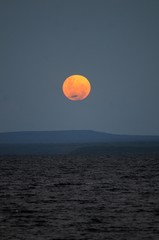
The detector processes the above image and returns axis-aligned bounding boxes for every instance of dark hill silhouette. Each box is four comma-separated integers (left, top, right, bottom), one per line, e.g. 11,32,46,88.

0,130,159,144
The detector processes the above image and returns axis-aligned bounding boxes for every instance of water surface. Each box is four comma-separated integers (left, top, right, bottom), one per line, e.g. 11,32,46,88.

0,154,159,239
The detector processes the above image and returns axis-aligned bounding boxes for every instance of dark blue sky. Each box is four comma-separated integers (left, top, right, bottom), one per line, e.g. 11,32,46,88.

1,0,159,135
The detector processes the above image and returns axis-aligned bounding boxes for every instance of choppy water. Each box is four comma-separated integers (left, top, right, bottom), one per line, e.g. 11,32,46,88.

0,154,159,240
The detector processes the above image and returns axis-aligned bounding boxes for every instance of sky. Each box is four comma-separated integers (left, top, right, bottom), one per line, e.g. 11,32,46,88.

0,0,159,135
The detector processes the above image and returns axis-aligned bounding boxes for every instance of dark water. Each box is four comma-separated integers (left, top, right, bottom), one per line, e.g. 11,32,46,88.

0,154,159,240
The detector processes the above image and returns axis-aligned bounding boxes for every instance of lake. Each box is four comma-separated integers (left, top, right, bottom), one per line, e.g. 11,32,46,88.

0,153,159,239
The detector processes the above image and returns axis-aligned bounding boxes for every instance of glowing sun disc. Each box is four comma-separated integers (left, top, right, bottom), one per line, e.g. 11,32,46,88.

62,74,91,101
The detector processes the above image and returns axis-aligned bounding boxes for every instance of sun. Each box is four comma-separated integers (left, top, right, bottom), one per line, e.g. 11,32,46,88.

62,75,91,101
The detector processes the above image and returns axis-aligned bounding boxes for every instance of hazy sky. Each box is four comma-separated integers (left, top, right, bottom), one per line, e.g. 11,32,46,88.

1,0,159,135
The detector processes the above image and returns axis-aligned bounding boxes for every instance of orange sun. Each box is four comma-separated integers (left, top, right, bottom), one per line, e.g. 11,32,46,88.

62,75,91,101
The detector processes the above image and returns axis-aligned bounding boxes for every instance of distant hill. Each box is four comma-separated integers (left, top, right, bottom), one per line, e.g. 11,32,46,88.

0,130,159,155
0,130,159,144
